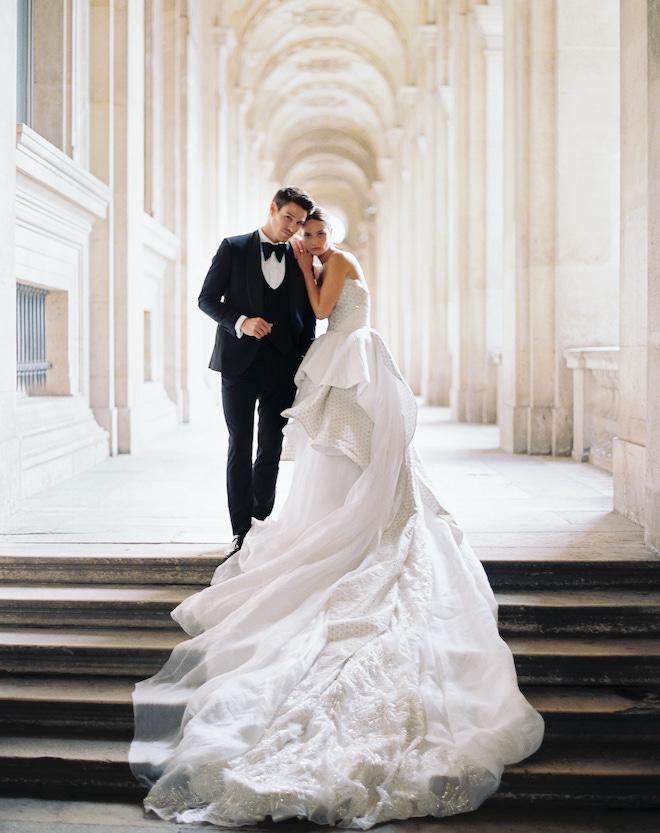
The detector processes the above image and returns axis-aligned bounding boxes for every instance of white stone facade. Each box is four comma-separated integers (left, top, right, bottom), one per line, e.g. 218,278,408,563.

1,0,658,552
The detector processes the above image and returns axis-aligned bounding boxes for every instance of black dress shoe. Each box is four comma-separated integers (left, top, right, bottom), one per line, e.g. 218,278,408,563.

224,534,244,559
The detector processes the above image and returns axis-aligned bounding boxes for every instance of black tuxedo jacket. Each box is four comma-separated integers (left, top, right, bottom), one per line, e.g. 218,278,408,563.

198,231,316,377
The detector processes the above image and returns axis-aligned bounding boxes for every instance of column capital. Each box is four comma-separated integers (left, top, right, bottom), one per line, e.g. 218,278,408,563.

474,2,503,52
236,87,254,115
417,24,439,48
211,26,236,53
440,84,454,116
377,158,393,180
398,85,418,106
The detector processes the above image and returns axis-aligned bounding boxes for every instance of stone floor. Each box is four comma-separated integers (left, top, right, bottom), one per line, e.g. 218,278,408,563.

0,405,652,563
0,405,657,832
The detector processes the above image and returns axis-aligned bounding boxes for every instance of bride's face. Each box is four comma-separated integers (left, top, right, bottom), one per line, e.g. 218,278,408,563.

302,220,332,256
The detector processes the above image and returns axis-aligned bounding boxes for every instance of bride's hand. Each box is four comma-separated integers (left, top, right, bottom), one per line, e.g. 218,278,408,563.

295,246,314,274
290,236,305,257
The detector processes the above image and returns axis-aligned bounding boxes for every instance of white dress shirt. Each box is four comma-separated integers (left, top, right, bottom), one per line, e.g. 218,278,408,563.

235,230,286,337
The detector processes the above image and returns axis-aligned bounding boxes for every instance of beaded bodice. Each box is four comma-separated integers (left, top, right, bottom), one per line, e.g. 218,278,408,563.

326,279,370,333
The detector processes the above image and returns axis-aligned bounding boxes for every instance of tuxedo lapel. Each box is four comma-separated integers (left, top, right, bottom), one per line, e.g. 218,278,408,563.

285,248,305,316
245,231,265,314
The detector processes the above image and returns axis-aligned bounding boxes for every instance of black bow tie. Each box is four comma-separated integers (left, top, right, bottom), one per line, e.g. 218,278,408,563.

262,241,286,262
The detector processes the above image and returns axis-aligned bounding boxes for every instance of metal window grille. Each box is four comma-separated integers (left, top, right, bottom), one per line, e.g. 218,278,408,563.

16,283,51,393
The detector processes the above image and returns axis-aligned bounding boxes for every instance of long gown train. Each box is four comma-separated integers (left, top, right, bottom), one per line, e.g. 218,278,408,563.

129,278,544,829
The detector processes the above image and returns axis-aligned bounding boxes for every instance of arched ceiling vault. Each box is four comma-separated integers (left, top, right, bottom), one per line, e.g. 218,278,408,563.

220,0,424,239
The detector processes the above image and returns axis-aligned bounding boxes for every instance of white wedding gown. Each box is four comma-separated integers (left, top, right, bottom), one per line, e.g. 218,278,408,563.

129,278,544,829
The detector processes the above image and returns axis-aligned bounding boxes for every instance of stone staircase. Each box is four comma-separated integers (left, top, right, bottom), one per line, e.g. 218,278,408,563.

0,553,659,808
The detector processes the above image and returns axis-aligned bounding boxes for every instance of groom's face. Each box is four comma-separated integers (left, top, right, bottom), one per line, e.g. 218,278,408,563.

266,201,308,243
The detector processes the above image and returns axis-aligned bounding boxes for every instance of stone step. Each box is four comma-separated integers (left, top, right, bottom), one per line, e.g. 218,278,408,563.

491,742,660,808
524,684,660,742
2,802,660,833
0,737,141,799
0,552,221,587
497,589,660,635
0,676,137,737
0,585,197,629
1,553,658,589
509,636,660,685
1,677,658,744
0,628,186,677
2,585,658,634
0,736,658,808
483,558,660,591
1,628,659,685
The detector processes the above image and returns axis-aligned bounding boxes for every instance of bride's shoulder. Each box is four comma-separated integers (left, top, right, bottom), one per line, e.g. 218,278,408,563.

327,248,350,264
329,249,359,272
330,249,363,283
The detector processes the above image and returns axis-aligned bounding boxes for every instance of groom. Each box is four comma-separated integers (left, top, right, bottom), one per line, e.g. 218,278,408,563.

199,186,316,558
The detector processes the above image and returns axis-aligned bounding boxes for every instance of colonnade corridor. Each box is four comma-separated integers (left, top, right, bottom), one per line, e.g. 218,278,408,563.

0,407,658,829
2,0,659,549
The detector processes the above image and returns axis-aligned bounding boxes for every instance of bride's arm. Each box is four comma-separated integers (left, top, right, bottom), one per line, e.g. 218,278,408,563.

299,252,348,320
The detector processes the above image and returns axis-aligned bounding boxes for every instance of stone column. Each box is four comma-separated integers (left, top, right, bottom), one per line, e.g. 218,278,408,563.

0,3,20,516
385,128,404,361
113,0,146,452
554,0,620,457
645,0,660,551
447,2,469,422
398,85,421,392
144,0,165,224
208,26,235,252
614,0,648,526
181,0,216,423
500,0,558,453
417,23,450,407
449,1,489,424
231,89,253,234
371,161,393,339
89,0,118,453
474,1,504,424
161,0,183,419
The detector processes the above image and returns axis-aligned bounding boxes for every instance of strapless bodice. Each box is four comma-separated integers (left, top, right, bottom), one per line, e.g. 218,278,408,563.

326,279,370,333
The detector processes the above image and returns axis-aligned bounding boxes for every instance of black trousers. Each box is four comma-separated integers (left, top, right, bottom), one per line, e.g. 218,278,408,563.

221,343,299,537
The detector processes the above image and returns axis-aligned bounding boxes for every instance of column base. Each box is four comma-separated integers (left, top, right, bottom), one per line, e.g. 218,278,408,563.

613,438,646,527
499,403,529,453
92,406,118,456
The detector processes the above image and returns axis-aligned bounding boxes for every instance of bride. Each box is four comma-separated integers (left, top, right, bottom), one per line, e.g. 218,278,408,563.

129,207,544,829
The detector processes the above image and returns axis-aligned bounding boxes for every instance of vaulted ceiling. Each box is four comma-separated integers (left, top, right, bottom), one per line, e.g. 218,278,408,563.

220,0,433,246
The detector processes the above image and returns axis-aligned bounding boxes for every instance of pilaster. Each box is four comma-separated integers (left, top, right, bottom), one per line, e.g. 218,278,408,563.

474,1,504,424
554,0,620,458
448,2,490,424
161,0,184,420
417,23,450,407
89,0,118,454
501,0,558,453
0,1,20,517
113,0,146,453
615,0,648,526
397,85,421,392
645,0,660,552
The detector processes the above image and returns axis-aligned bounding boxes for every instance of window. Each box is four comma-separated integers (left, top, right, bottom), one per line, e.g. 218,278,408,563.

16,283,51,393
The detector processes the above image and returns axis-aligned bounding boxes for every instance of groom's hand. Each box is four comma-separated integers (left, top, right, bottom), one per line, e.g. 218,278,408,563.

241,317,273,339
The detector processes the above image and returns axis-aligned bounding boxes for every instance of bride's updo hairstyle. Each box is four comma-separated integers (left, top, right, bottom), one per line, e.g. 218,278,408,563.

305,206,332,231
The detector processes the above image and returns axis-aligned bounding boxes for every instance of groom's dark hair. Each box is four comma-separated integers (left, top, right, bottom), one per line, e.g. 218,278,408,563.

272,186,315,216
